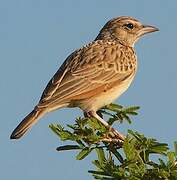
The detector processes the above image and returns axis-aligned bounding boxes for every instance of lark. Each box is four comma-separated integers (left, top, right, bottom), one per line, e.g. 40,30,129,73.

10,16,158,140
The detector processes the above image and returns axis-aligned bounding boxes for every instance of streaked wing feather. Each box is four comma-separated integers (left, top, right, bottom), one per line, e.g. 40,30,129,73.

38,40,135,108
39,50,82,102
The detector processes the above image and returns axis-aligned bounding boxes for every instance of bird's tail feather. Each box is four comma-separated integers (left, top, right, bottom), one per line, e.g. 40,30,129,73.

10,108,46,139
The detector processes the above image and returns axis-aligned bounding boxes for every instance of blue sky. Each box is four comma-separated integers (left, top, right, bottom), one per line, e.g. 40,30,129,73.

1,1,177,180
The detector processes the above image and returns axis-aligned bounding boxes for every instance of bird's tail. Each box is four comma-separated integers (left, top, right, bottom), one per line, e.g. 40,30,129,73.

10,108,46,139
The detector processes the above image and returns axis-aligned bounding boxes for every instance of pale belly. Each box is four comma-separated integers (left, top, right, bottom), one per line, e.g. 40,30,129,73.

77,76,135,112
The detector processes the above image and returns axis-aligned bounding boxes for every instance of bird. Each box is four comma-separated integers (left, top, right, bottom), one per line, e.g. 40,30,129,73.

10,16,159,140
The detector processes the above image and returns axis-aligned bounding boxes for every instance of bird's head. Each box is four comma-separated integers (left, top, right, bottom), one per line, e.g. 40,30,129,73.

96,16,159,47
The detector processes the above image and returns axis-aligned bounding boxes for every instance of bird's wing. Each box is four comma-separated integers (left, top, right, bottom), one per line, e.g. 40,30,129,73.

38,40,136,108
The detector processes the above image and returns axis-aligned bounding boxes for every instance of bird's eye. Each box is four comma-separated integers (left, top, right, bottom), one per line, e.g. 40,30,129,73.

124,23,134,29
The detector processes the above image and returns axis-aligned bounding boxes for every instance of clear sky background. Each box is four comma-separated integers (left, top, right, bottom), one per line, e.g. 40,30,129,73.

1,0,177,180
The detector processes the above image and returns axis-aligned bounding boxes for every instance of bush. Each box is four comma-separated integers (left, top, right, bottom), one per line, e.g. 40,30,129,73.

50,104,177,180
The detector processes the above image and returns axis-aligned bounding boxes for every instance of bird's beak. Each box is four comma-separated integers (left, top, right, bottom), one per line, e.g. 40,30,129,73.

138,25,159,37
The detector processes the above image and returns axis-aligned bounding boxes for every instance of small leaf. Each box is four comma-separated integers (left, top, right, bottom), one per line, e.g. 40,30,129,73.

159,158,166,167
88,170,111,176
128,130,143,142
76,140,85,148
171,170,177,178
67,124,76,130
174,141,177,156
76,147,92,160
99,110,114,117
56,145,81,151
95,148,106,163
59,131,76,141
167,151,175,163
109,147,123,163
122,113,132,124
106,103,123,110
124,106,140,112
126,111,138,115
87,118,106,132
150,143,169,154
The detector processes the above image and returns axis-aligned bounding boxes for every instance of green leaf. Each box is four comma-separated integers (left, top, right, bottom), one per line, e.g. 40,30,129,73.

128,129,143,142
76,147,92,160
105,103,123,110
171,170,177,178
109,146,123,163
167,151,175,163
174,141,177,156
87,118,107,132
99,110,114,117
56,145,81,151
159,158,166,167
124,106,140,112
95,148,106,163
122,113,132,124
150,143,169,155
88,170,111,177
49,124,63,136
76,140,85,148
125,111,138,115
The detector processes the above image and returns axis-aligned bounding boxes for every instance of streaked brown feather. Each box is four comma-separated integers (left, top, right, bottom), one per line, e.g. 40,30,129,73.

38,40,137,109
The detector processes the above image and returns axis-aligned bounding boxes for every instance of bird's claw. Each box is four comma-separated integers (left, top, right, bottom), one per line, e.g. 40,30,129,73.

101,127,125,147
108,127,125,141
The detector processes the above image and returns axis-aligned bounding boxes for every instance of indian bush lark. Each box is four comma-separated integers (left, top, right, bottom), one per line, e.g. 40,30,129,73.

10,16,158,140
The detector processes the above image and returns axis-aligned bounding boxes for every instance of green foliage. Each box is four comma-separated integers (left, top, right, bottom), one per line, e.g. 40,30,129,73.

49,103,177,180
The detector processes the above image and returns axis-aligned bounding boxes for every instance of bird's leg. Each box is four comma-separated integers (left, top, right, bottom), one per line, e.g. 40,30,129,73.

84,110,125,141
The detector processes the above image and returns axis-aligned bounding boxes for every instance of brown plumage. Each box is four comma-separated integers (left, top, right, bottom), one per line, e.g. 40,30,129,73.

10,16,158,139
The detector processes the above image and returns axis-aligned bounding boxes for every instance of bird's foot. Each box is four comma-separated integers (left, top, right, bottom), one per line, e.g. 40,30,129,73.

101,127,125,146
84,110,125,146
84,111,92,118
108,127,125,141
